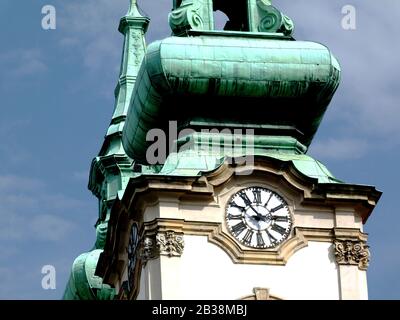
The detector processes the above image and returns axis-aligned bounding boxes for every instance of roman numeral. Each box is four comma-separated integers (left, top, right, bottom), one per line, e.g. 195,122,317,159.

273,216,289,222
263,192,273,208
242,229,254,246
270,204,284,213
231,222,246,236
253,189,262,204
239,192,252,206
256,232,265,247
266,229,277,243
271,223,287,235
230,201,245,211
227,213,242,220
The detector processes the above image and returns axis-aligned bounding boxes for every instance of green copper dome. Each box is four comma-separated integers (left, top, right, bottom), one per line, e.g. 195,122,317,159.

122,34,340,162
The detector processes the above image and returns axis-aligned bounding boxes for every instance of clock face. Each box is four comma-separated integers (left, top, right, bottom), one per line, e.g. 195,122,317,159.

127,223,139,291
226,187,292,249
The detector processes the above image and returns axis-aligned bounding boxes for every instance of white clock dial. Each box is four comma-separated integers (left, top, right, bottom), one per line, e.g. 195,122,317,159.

226,187,292,249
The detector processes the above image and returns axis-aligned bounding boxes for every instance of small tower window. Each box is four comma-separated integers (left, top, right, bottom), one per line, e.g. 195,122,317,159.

213,10,230,30
213,0,249,32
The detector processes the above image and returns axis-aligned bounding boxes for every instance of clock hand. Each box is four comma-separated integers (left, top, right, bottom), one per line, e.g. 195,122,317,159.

243,210,256,220
247,204,259,216
255,213,269,222
243,210,264,224
238,192,267,221
263,192,273,208
247,207,269,223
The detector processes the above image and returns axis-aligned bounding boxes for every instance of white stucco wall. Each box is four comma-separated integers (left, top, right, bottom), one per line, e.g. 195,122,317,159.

138,235,341,300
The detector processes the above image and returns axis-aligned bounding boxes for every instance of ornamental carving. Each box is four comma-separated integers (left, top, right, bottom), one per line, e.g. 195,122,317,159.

334,240,370,270
256,0,294,35
168,0,294,36
140,236,157,261
169,1,205,35
157,231,185,257
130,32,144,66
140,230,185,261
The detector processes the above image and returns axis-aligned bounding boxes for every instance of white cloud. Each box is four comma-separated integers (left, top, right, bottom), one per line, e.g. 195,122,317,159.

0,265,51,299
0,210,75,242
58,0,126,72
0,49,47,79
0,120,33,168
57,0,172,73
58,37,79,47
72,170,89,182
0,174,45,192
0,174,89,242
278,0,400,147
30,214,75,242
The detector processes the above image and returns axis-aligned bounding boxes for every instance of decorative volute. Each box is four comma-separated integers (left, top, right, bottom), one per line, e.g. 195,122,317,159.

169,0,294,36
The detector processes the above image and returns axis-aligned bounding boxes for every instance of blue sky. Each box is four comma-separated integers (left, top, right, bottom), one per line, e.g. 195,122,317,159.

0,0,399,299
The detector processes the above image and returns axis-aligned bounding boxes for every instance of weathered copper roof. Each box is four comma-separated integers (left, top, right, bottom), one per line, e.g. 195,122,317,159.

122,34,341,162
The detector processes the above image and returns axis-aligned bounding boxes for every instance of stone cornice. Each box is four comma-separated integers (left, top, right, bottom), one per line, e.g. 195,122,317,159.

96,158,378,285
88,154,134,198
122,157,381,223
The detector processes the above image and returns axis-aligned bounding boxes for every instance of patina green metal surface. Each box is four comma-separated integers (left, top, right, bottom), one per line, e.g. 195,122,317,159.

63,250,115,300
157,132,340,183
65,0,344,299
122,35,340,162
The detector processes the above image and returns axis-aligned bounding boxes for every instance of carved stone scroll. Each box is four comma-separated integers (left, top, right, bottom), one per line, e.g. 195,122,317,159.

334,240,370,270
140,230,185,262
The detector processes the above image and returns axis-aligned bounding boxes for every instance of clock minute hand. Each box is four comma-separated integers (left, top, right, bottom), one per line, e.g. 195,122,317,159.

239,193,265,220
239,193,259,215
247,205,269,222
248,204,259,215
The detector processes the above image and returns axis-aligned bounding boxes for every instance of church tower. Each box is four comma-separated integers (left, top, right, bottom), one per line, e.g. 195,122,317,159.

63,0,149,300
65,0,381,300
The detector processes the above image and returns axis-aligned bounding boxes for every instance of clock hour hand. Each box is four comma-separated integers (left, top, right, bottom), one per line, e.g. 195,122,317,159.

249,207,269,222
243,209,264,224
248,204,259,216
248,205,270,223
238,192,268,222
239,192,261,216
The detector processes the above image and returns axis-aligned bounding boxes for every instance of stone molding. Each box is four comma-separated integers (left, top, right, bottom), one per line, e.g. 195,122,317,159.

141,219,371,268
96,158,379,286
142,219,340,265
